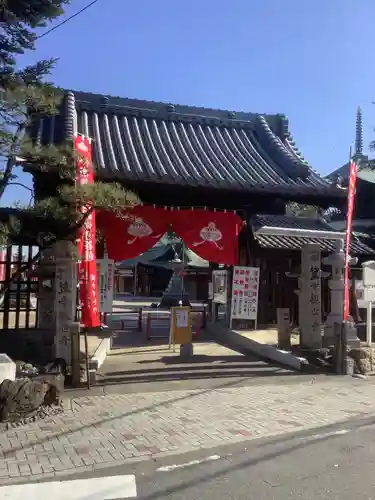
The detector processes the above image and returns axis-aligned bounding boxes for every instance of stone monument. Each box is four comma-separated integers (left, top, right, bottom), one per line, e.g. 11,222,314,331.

287,244,326,349
36,240,76,364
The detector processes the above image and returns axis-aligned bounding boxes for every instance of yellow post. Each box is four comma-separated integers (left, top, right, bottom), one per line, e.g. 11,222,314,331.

170,306,193,353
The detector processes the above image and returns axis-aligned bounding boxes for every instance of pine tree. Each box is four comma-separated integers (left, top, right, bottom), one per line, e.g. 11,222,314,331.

0,1,140,284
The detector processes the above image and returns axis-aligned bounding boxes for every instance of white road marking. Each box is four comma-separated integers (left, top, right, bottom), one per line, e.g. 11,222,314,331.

303,429,350,441
157,454,221,472
1,474,137,500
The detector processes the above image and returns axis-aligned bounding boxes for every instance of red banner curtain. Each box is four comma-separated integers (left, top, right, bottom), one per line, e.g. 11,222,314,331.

97,206,171,261
75,135,100,328
171,209,244,266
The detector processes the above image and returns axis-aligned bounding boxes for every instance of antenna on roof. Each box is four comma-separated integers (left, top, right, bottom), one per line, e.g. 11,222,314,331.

355,106,363,156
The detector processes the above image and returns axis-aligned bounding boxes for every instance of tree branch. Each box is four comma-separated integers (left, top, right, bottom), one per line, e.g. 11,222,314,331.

8,182,33,193
0,123,25,200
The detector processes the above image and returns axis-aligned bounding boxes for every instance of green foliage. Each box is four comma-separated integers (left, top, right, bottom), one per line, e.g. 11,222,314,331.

0,0,141,252
0,1,70,208
59,181,141,213
0,216,20,245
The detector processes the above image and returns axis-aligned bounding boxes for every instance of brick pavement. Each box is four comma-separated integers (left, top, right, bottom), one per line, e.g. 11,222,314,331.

1,377,375,484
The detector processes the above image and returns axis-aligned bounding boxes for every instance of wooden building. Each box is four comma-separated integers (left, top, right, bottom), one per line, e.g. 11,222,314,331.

31,90,374,325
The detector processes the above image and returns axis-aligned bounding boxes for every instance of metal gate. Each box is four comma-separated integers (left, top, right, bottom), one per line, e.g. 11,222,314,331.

0,245,39,330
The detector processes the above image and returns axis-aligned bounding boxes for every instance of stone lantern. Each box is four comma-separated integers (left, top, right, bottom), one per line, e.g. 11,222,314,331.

159,247,190,308
322,239,359,346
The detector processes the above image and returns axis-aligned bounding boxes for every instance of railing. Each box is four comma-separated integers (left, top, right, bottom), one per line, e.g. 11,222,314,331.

106,305,208,341
105,308,143,332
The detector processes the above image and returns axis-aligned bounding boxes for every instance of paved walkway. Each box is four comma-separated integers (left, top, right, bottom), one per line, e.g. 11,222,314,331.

98,337,291,391
1,376,375,484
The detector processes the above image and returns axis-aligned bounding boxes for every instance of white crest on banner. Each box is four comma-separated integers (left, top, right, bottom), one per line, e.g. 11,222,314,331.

193,222,223,250
76,139,89,153
127,217,153,244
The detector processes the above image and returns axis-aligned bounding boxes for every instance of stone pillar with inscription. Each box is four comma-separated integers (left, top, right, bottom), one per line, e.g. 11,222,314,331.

286,244,325,349
300,244,323,349
37,240,76,364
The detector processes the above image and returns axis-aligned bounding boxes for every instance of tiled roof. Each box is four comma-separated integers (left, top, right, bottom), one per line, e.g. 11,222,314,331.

251,214,336,232
253,233,371,255
31,90,345,197
250,214,373,255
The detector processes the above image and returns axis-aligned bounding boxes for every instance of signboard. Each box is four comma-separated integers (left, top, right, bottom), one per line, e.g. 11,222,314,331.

96,258,115,313
176,308,189,328
55,258,74,364
230,266,260,327
360,261,375,303
277,308,291,349
212,270,228,304
355,280,365,302
363,261,375,288
208,281,213,300
301,244,322,349
277,308,290,326
170,306,192,349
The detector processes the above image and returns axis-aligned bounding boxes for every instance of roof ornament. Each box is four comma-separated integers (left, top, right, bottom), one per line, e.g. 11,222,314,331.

355,106,363,156
101,96,109,107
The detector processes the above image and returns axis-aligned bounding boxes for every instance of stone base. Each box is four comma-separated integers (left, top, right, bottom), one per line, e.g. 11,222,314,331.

0,354,16,384
349,346,375,375
0,376,63,423
180,343,193,361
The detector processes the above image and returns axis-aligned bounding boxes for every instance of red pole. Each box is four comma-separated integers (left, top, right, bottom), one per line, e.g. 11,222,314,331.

137,308,142,332
146,314,151,340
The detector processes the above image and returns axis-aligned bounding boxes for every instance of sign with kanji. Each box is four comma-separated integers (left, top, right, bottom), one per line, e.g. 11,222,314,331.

55,258,74,364
96,258,115,313
301,244,322,348
230,266,260,323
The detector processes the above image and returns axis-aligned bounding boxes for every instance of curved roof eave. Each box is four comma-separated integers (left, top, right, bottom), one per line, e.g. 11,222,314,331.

31,90,340,199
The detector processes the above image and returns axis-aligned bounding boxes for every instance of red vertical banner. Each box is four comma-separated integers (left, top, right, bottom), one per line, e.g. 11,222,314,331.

0,246,6,283
343,160,358,320
75,135,100,328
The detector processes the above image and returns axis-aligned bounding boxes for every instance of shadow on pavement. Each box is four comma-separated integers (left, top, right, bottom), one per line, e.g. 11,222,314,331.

97,359,302,387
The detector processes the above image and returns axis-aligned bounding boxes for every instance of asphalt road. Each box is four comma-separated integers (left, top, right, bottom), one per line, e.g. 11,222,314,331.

6,412,375,499
133,415,375,499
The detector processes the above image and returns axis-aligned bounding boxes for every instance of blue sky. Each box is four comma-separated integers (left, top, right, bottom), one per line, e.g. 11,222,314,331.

6,0,375,205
